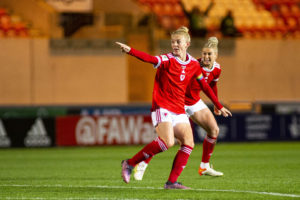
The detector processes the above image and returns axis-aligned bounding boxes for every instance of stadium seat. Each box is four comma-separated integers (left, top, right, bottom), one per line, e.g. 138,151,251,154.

135,0,300,38
0,7,40,38
252,0,300,38
136,0,184,30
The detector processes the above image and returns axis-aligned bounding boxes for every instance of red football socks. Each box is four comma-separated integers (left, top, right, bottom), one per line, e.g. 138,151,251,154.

144,156,153,164
168,145,193,183
127,137,167,166
201,135,217,163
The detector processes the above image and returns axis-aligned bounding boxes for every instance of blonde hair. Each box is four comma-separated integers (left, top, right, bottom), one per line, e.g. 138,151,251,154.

203,37,218,53
171,26,191,43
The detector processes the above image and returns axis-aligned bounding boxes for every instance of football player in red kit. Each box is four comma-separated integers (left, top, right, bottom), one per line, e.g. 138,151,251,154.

134,37,227,181
186,37,224,176
116,27,231,189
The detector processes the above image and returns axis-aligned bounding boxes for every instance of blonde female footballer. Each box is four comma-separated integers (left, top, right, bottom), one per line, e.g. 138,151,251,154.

116,27,231,189
134,37,228,181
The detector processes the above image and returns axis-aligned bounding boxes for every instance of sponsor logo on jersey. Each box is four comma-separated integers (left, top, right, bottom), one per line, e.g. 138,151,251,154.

24,118,51,147
161,55,169,61
0,120,11,147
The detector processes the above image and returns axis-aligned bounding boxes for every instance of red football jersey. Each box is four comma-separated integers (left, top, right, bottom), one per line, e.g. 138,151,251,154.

152,53,202,114
185,60,221,106
128,48,222,112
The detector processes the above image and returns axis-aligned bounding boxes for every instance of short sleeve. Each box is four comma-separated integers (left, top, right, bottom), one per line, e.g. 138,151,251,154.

212,68,221,82
154,56,161,68
154,54,169,69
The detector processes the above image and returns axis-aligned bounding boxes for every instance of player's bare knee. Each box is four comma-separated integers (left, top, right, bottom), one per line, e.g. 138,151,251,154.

180,137,194,148
164,138,175,148
209,126,219,138
186,141,194,148
213,126,220,137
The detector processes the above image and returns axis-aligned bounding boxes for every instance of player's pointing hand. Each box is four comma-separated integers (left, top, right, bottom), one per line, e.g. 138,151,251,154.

116,42,131,53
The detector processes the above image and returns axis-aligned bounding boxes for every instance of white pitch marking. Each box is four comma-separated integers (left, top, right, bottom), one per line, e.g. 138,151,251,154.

4,198,156,200
0,184,299,198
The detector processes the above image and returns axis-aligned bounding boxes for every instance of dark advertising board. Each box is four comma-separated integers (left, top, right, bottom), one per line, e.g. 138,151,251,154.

0,118,55,148
1,112,299,148
192,114,300,142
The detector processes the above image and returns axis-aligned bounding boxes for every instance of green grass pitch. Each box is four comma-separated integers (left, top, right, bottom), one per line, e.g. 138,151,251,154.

0,142,299,199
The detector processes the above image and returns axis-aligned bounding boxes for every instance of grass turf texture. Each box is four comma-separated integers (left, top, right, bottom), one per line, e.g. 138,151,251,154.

0,142,299,200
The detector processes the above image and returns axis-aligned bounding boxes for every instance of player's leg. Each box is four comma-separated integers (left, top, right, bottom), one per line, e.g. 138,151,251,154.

134,137,185,181
190,108,223,176
164,114,193,189
122,108,174,183
133,137,183,180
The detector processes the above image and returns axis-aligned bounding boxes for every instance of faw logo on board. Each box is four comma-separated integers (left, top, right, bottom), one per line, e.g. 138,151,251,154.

56,115,156,146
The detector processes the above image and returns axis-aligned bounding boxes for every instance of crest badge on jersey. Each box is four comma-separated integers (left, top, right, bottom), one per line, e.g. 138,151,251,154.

180,74,185,81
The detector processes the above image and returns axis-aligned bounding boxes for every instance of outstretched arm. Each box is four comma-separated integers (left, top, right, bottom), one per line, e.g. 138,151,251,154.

209,81,218,97
116,42,158,65
197,75,232,117
210,81,222,115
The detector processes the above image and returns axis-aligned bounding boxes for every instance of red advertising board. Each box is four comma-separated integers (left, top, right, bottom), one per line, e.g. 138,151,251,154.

56,115,155,146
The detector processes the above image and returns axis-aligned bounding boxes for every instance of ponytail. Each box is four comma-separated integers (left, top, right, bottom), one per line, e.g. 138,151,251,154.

171,26,191,43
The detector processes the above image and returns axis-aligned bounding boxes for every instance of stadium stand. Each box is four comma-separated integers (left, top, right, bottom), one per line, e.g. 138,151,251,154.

135,0,187,32
0,6,42,38
0,0,299,106
2,0,298,39
135,0,300,39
